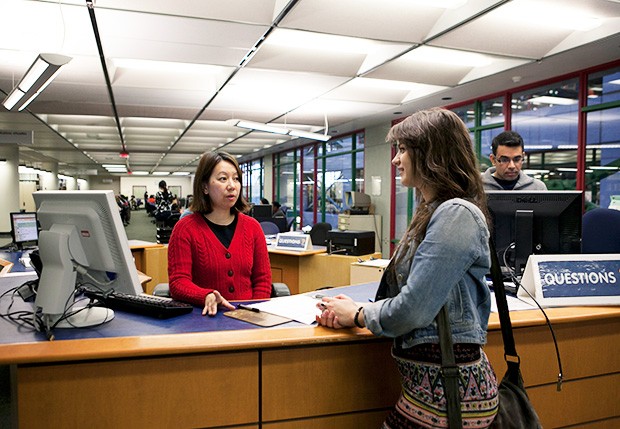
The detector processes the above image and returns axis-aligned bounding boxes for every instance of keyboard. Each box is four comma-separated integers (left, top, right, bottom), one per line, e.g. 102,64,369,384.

83,289,194,319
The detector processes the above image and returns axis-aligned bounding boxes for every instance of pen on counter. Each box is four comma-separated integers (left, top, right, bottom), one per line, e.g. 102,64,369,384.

237,304,260,313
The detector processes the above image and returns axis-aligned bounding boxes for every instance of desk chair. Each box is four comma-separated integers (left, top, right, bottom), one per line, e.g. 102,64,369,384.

260,221,280,235
153,282,291,298
309,222,332,246
582,207,620,253
165,212,181,228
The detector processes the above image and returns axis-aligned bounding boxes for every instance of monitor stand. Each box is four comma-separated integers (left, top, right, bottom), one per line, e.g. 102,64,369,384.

53,306,114,328
514,209,534,278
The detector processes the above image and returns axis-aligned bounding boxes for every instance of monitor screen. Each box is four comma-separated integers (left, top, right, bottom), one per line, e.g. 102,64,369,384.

486,190,583,278
345,191,371,209
10,211,39,248
32,190,142,330
251,204,273,218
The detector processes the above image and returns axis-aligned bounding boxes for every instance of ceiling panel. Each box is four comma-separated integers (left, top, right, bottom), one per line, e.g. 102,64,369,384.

429,0,620,58
0,0,617,177
279,0,449,42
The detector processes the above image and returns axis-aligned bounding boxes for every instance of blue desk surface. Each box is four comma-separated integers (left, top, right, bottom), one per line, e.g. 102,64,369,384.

0,250,35,274
0,273,378,345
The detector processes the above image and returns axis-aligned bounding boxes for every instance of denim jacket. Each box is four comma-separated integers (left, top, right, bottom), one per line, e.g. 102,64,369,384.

364,198,491,348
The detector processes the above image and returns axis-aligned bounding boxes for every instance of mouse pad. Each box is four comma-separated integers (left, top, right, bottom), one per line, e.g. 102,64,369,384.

224,309,292,327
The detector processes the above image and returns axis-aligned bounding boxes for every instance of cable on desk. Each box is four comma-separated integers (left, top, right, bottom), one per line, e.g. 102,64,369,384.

0,285,39,331
511,273,564,392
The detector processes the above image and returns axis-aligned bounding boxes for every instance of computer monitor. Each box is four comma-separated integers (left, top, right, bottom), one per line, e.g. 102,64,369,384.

486,190,583,278
251,204,273,218
32,190,142,330
10,211,39,249
345,191,371,214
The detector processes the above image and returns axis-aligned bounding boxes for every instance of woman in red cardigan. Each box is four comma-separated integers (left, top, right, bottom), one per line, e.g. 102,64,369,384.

168,151,272,316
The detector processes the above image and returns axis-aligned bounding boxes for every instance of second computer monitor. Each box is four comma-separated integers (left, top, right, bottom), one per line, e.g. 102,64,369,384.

486,190,583,278
251,204,273,218
10,211,39,249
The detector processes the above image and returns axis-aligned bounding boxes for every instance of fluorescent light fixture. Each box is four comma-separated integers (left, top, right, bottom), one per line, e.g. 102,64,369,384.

18,165,37,174
131,171,149,175
528,95,577,106
2,53,71,111
288,129,330,142
590,166,620,170
231,119,329,142
557,145,579,150
234,120,289,135
152,172,170,176
172,172,190,176
524,145,553,150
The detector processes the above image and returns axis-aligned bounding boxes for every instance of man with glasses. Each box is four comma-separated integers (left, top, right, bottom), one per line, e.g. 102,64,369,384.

482,131,547,190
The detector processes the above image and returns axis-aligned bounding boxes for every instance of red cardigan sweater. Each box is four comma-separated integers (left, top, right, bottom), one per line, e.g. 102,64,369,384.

168,212,272,306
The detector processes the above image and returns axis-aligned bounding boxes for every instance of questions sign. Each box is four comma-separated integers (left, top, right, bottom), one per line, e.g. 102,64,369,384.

275,233,312,251
520,254,620,307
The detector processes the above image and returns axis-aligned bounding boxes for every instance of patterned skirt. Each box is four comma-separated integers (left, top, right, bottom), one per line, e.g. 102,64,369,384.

382,343,499,429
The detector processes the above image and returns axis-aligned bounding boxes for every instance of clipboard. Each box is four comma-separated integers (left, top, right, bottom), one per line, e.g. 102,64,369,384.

224,309,292,327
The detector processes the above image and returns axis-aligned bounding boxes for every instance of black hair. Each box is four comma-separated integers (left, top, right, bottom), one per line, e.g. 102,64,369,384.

491,131,524,155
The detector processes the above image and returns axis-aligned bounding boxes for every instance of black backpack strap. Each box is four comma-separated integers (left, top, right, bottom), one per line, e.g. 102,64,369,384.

488,237,522,383
437,305,462,429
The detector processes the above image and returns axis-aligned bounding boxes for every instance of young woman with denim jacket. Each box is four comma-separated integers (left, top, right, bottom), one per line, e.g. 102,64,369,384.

316,108,499,428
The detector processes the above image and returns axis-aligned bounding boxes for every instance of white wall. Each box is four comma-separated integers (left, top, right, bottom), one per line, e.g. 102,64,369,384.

18,181,37,212
39,170,58,191
364,122,393,258
120,176,193,200
87,176,121,194
0,145,20,232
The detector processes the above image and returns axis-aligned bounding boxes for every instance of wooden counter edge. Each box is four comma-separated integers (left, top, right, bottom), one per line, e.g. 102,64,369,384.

3,306,619,366
267,247,326,256
488,305,620,329
129,242,165,250
0,258,14,275
0,325,377,365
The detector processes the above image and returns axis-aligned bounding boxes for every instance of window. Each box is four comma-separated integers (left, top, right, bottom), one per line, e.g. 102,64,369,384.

316,133,364,228
271,132,365,229
587,67,620,106
240,158,264,204
275,150,299,220
585,67,620,208
302,145,317,226
512,78,580,189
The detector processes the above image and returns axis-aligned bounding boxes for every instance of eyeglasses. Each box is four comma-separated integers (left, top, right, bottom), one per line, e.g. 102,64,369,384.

496,155,523,165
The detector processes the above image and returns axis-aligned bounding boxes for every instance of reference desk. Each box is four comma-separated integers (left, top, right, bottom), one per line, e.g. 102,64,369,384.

268,245,382,294
129,240,168,294
1,274,619,428
128,242,381,296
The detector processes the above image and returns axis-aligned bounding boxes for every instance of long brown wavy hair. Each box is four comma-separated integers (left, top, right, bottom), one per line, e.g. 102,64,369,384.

387,108,489,268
